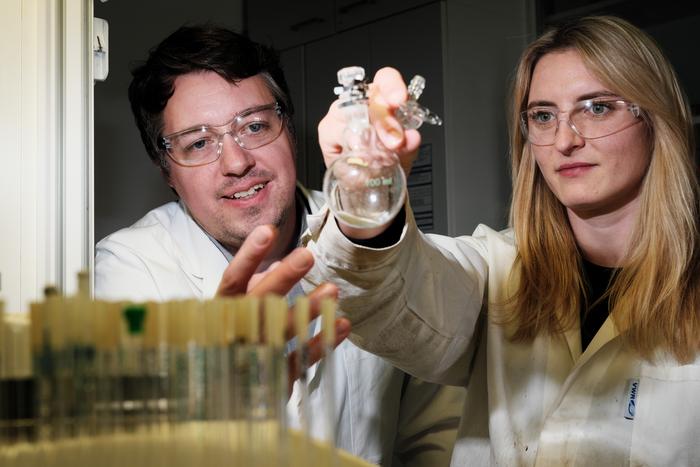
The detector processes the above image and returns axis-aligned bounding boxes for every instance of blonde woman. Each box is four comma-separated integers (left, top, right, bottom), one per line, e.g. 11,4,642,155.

296,15,699,465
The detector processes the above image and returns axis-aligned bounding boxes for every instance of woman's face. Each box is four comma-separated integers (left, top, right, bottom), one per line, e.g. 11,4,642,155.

527,49,650,219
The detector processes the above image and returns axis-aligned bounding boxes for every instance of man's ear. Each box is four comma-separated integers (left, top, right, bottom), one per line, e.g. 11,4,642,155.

166,177,179,198
158,164,178,197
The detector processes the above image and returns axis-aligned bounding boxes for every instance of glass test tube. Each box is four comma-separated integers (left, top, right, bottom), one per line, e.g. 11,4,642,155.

294,296,312,466
321,298,338,466
264,294,289,467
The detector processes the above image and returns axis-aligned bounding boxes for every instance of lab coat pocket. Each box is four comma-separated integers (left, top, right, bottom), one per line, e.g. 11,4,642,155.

629,362,700,467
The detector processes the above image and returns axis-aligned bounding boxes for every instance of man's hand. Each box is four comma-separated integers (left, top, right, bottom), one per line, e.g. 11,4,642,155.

216,224,351,390
217,224,311,296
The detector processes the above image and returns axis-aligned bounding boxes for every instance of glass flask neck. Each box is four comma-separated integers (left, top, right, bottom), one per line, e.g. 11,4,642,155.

342,100,374,153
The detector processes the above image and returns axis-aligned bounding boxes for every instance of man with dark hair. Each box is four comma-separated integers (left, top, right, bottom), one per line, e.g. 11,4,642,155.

95,24,463,466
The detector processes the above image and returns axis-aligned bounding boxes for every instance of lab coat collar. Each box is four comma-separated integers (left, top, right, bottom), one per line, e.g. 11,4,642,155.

549,312,620,378
297,183,326,244
170,200,229,298
576,316,619,367
563,325,582,363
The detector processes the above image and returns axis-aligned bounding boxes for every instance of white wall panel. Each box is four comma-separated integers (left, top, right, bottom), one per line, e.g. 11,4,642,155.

0,0,92,313
0,0,23,313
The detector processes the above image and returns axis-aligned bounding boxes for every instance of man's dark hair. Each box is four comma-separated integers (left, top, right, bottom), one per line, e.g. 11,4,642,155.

128,24,294,175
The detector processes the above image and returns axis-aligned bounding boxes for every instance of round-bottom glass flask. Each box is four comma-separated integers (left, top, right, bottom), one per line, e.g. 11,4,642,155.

323,67,440,229
323,150,406,229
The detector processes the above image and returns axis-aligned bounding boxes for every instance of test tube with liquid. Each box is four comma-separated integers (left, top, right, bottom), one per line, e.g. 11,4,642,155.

120,303,147,433
33,286,59,447
168,300,196,465
29,300,44,444
183,298,199,422
45,294,69,442
0,301,4,445
72,290,98,441
202,298,228,465
155,301,173,463
0,303,11,445
183,300,207,423
148,300,170,466
244,296,265,466
93,300,118,436
321,298,338,466
294,296,312,466
222,297,242,464
0,307,33,448
264,294,289,467
229,296,256,465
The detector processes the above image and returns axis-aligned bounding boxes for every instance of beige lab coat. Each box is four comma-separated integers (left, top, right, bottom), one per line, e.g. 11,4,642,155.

304,205,700,466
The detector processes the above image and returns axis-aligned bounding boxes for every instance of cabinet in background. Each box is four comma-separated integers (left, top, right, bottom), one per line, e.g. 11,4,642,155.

272,3,447,233
247,0,436,50
246,0,335,50
250,0,532,235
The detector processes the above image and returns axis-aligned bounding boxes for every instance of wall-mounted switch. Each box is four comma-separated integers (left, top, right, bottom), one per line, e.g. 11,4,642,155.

94,17,109,82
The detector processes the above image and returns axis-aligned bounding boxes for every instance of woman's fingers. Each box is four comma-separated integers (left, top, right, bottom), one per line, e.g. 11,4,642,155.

369,67,421,172
318,100,346,167
369,67,407,148
372,67,408,107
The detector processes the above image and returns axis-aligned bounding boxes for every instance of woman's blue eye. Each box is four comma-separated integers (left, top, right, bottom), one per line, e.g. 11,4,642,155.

531,111,555,124
591,104,607,114
590,103,610,115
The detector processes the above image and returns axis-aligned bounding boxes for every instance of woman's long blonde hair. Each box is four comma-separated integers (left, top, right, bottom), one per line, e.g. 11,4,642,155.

507,16,699,361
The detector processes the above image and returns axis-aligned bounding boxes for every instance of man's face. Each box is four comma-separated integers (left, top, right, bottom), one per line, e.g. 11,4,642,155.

162,71,297,251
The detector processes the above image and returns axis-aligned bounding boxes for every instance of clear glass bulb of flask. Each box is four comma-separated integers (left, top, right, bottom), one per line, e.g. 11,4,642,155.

323,67,442,229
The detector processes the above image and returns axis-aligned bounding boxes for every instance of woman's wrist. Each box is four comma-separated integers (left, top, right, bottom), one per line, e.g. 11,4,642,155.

339,207,406,248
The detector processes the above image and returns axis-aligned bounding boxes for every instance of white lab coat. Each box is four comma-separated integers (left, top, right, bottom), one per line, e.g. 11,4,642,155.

305,205,700,466
95,186,465,467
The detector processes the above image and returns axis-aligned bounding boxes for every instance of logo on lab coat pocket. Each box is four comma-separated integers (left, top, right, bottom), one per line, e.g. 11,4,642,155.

623,378,639,420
